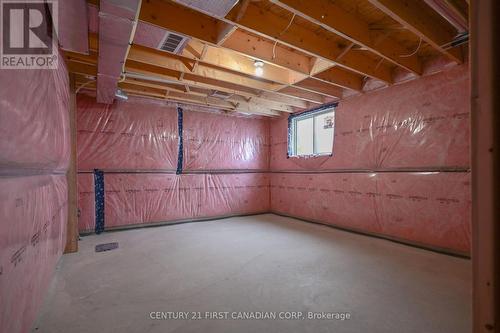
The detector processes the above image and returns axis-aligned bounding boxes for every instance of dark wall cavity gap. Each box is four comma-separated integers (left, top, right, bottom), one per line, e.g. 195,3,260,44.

176,106,184,175
94,169,105,234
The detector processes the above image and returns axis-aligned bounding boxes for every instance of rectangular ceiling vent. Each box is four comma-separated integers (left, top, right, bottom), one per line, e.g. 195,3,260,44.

210,90,233,99
159,32,189,54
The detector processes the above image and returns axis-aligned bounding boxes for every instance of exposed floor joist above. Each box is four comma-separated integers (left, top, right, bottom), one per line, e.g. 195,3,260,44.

66,0,469,116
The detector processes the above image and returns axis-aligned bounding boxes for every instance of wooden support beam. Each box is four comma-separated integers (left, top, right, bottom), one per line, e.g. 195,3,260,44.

270,0,423,75
127,45,325,106
88,32,98,52
225,1,394,83
128,44,283,92
66,50,311,110
221,29,312,75
141,0,388,84
293,78,343,98
64,74,78,254
67,61,97,76
257,91,310,108
118,82,280,116
124,60,311,109
368,0,463,63
124,77,296,112
312,66,364,91
278,86,326,104
182,40,306,84
470,0,499,331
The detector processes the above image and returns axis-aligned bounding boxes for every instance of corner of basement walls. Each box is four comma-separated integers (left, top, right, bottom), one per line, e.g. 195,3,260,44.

76,94,271,233
75,63,471,256
0,51,70,332
269,63,471,256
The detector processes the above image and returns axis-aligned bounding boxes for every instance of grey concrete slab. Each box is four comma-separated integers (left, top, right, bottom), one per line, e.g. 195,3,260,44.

33,214,471,333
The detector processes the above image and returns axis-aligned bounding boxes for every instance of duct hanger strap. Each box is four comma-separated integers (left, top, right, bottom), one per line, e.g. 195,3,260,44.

94,169,105,234
176,107,184,175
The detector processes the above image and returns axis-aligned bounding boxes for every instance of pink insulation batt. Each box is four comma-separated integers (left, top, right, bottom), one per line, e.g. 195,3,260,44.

0,175,68,333
76,64,471,255
77,94,179,171
270,172,470,254
104,173,270,229
269,64,471,254
183,110,269,171
76,95,270,231
0,64,70,174
270,64,470,171
0,50,70,333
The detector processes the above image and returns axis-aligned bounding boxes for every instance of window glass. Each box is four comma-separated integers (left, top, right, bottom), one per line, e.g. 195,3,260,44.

296,117,314,155
314,112,334,154
289,107,335,157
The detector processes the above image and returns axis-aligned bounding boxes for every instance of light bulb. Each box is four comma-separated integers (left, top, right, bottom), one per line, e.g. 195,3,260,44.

255,66,264,76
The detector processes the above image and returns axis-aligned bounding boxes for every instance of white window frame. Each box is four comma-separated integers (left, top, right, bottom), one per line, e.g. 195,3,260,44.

288,106,336,157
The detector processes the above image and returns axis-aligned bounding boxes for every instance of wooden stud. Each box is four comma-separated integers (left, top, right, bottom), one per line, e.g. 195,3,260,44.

64,74,78,254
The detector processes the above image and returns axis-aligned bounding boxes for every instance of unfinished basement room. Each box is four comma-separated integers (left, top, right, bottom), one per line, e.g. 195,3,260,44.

0,0,498,332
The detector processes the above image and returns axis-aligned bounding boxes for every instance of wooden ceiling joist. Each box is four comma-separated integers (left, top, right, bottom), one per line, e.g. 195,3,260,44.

292,78,344,98
367,0,463,63
278,86,327,104
125,60,309,109
68,55,288,116
221,31,361,92
124,77,296,113
221,29,312,75
270,0,423,75
67,61,97,77
127,44,335,107
224,1,394,83
75,0,467,117
141,0,380,87
182,39,306,85
128,44,283,92
313,66,364,91
76,74,281,117
119,82,281,116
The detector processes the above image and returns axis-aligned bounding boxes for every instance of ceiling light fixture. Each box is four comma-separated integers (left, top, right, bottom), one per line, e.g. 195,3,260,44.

254,60,264,76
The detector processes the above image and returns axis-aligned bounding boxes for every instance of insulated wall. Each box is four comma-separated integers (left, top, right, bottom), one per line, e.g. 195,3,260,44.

270,64,471,255
0,58,70,332
77,95,270,233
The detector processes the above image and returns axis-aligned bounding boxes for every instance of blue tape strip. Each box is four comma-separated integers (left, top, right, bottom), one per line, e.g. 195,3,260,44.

94,169,105,234
176,107,183,175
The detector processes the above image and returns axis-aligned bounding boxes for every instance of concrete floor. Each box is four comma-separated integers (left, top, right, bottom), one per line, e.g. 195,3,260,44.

33,214,471,333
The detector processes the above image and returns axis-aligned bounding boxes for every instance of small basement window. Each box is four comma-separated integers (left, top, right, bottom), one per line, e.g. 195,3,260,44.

288,104,336,157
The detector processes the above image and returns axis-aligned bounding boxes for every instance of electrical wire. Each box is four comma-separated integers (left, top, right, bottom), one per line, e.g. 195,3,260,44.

272,13,296,59
400,37,422,57
374,58,384,71
75,80,95,94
